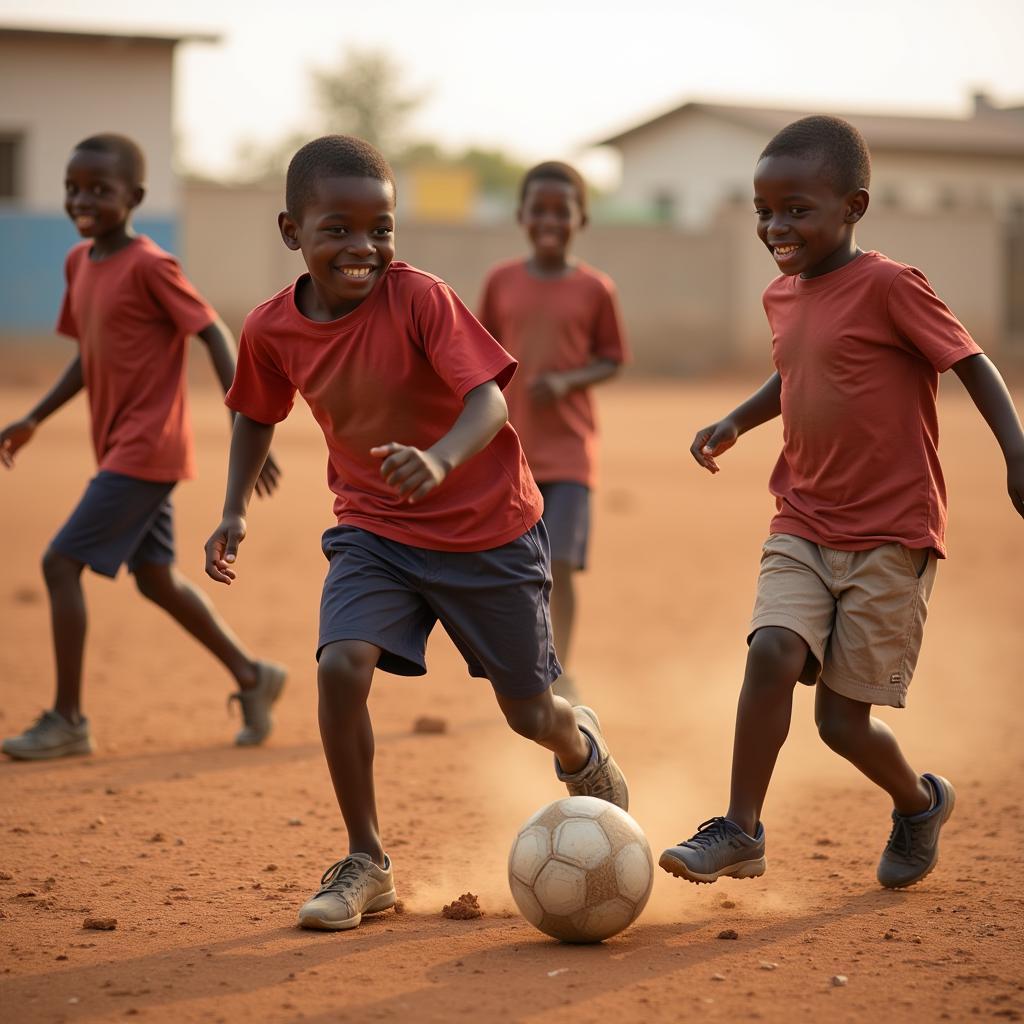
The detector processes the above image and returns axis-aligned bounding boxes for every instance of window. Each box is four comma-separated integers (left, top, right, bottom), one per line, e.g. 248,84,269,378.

0,134,22,199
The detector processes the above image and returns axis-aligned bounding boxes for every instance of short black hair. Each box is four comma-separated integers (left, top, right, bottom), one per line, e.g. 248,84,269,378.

519,161,588,217
73,133,146,188
759,116,871,195
286,135,396,218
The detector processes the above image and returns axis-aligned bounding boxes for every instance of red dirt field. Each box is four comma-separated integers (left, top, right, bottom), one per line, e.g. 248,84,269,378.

1,378,1022,1023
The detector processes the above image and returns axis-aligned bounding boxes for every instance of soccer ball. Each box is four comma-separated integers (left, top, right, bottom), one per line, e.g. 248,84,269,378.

508,795,653,943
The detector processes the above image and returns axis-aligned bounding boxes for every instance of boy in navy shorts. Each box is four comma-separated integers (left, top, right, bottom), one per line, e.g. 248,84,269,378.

203,136,629,931
1,134,285,760
660,117,1024,889
479,162,629,704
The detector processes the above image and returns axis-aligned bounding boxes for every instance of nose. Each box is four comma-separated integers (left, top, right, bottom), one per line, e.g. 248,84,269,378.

345,236,376,257
764,214,790,240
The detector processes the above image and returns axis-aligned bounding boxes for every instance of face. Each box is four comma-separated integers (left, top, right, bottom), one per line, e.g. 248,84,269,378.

518,179,586,263
753,154,868,278
64,149,142,240
279,176,396,319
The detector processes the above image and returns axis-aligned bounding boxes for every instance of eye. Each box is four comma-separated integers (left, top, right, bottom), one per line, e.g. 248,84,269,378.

754,208,770,219
788,206,808,216
91,185,107,197
323,225,346,236
372,226,393,238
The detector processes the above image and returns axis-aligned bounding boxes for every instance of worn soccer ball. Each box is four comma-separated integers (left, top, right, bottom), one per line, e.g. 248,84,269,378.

508,795,653,943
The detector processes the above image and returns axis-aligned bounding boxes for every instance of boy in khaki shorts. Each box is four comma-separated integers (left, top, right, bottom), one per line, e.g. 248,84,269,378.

660,116,1024,890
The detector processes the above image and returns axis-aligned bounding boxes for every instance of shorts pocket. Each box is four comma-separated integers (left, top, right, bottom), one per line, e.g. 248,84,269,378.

899,545,932,579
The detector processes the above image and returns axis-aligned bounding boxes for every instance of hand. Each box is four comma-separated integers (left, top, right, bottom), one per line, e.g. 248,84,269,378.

1008,453,1024,519
371,443,449,504
529,372,570,405
204,514,247,584
255,449,282,499
690,418,740,474
0,418,37,468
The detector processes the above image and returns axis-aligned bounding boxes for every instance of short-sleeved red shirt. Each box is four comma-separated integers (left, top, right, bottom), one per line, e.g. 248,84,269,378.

57,236,216,482
226,262,542,552
764,250,983,557
478,260,629,487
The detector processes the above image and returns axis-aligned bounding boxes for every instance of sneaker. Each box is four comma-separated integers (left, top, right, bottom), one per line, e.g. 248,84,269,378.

231,661,287,746
1,710,93,761
297,853,397,931
551,673,581,705
659,817,767,884
877,773,956,889
555,705,629,811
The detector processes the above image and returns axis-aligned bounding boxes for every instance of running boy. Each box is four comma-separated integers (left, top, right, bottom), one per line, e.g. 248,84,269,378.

202,136,629,931
479,162,629,704
1,134,286,760
661,116,1024,889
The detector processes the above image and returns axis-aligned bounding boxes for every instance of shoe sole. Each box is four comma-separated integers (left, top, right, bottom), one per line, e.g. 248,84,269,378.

235,664,288,747
878,776,956,889
297,890,397,931
659,850,767,884
574,706,630,811
1,737,94,761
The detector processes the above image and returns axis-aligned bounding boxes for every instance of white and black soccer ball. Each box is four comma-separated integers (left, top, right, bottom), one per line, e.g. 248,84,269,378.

508,795,653,943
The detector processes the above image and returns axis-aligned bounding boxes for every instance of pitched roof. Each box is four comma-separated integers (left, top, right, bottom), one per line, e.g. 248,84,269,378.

0,23,220,46
599,100,1024,159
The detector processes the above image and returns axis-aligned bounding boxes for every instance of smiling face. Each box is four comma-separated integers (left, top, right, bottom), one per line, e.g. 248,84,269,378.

753,153,868,278
63,148,142,246
518,178,586,269
279,175,396,321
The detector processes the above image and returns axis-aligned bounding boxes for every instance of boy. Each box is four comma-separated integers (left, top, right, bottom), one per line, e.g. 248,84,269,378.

661,116,1024,890
1,134,286,760
478,162,629,704
202,135,629,931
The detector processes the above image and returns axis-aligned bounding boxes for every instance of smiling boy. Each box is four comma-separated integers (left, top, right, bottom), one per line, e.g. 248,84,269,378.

660,116,1024,889
1,134,285,760
202,136,628,931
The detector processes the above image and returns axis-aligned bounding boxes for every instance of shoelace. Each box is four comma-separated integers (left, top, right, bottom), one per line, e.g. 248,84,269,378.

226,690,256,724
884,814,929,859
26,710,62,735
317,856,366,895
679,817,736,850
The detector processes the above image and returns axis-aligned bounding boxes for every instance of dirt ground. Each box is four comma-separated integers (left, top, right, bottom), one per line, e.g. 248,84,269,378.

1,375,1022,1023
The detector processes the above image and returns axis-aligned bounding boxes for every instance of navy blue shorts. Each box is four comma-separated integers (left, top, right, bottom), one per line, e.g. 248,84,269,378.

50,470,176,578
317,523,561,700
538,482,590,571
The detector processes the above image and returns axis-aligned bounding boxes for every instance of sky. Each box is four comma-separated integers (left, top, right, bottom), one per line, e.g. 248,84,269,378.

2,0,1023,184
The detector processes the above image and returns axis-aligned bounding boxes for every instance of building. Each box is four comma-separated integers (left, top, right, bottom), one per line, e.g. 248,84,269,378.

0,23,217,332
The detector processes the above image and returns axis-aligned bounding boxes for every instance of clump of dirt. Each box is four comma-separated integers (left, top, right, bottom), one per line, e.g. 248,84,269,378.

83,917,117,931
442,893,482,920
717,929,739,940
413,716,448,735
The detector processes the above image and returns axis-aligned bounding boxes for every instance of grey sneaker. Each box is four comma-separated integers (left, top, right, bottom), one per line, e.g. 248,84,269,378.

877,773,955,889
660,817,767,884
2,710,93,761
231,661,287,746
297,854,397,931
551,673,581,705
555,705,629,811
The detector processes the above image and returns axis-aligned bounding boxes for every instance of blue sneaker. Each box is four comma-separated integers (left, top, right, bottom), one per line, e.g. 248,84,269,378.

877,773,955,889
660,817,766,884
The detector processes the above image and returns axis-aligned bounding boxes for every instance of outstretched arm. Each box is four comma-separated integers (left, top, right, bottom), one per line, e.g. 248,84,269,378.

530,358,621,404
0,354,84,468
372,380,508,504
691,371,782,474
197,319,281,498
951,353,1024,518
204,414,276,584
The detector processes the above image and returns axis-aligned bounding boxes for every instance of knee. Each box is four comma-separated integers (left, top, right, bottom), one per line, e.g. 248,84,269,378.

502,698,556,742
317,642,376,708
42,548,80,588
815,709,859,755
746,627,808,684
134,564,173,603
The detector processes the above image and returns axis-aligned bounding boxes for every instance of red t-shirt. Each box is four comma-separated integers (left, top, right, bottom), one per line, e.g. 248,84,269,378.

226,261,543,552
57,236,216,482
478,260,629,487
764,250,982,557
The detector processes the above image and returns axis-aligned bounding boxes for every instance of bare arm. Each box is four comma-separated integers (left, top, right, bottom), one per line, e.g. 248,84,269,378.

203,414,277,584
690,371,782,473
371,380,508,504
0,354,84,468
951,353,1024,518
530,358,622,404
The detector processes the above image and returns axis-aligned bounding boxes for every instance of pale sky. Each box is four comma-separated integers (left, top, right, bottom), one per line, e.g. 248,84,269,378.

2,0,1023,184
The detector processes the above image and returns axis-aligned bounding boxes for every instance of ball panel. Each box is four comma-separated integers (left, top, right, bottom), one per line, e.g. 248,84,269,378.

508,825,552,885
614,842,654,904
534,859,587,916
509,876,545,927
558,795,608,818
572,897,637,942
553,818,611,870
583,858,620,907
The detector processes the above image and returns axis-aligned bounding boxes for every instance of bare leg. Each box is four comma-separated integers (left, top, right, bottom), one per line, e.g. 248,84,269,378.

814,684,931,815
133,562,258,689
725,626,809,836
42,548,87,722
549,560,577,668
317,640,385,866
495,687,589,772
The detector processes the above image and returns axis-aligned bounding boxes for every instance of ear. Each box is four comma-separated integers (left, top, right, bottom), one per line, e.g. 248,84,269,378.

846,188,869,223
278,211,302,251
579,210,590,230
128,185,145,210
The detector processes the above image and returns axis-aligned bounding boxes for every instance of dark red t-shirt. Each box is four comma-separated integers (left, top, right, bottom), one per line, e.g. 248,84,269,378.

226,262,543,551
764,250,982,557
478,260,629,487
57,236,216,481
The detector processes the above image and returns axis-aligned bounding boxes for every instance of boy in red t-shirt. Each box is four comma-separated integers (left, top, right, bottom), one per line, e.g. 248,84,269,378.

479,162,629,704
660,117,1024,890
202,136,629,931
1,134,285,761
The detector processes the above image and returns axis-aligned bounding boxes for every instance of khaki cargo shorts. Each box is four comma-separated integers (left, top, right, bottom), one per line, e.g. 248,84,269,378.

748,533,938,708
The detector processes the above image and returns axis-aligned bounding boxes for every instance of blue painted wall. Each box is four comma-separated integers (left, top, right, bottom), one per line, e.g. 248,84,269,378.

0,212,176,333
